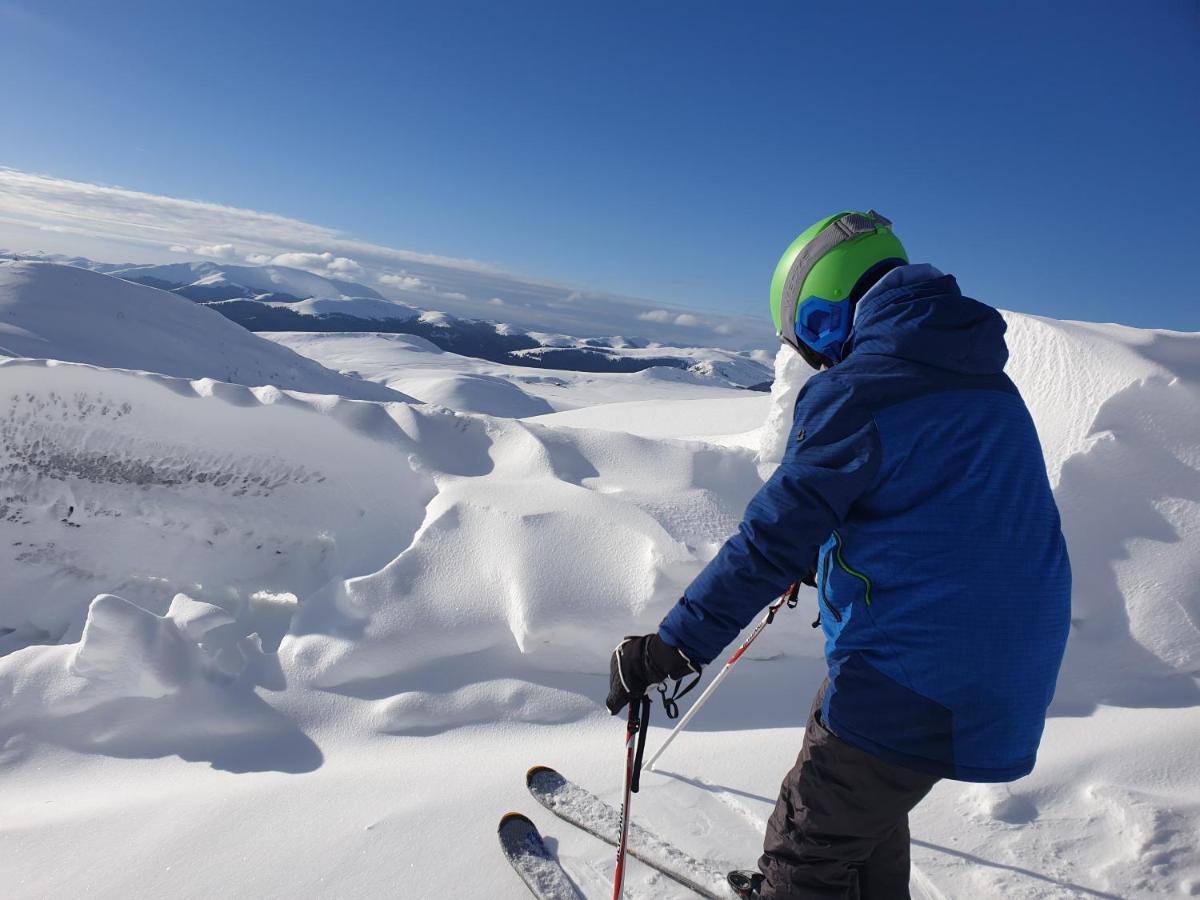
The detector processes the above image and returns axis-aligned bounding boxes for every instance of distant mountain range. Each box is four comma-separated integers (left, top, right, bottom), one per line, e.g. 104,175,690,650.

113,260,387,304
0,252,773,389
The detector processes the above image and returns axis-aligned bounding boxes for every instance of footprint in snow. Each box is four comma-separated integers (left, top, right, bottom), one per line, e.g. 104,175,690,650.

960,784,1040,825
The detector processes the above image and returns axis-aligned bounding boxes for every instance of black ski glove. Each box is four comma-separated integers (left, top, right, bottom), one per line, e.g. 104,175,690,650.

606,633,700,715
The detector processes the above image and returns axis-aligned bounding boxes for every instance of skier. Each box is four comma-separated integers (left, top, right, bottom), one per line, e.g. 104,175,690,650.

606,211,1072,899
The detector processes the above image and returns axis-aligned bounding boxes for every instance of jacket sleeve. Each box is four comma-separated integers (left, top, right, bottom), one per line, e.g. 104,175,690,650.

658,374,881,665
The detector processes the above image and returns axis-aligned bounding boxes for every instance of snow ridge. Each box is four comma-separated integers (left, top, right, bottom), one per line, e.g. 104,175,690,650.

0,261,411,402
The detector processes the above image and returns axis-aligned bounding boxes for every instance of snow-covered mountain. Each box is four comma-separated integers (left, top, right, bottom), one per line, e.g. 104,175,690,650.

109,260,387,303
0,261,410,402
0,250,135,273
2,251,774,387
209,294,773,385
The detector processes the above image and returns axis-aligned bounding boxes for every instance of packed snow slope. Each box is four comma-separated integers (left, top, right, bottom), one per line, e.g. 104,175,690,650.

0,297,1197,899
0,262,408,402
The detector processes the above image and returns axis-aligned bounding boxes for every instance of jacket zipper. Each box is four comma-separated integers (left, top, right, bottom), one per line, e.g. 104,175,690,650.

831,530,873,607
818,550,842,623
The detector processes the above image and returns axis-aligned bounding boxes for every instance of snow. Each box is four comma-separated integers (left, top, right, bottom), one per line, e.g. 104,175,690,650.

262,330,763,416
0,262,410,402
271,295,420,321
527,396,772,446
108,260,385,302
390,373,555,417
0,264,1197,900
500,813,586,899
0,357,433,648
528,766,729,897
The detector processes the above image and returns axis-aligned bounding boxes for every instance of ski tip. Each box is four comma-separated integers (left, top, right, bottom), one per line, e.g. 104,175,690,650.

498,811,535,831
525,764,558,785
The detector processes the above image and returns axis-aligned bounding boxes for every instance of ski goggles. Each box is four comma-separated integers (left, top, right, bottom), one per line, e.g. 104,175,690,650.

776,209,894,355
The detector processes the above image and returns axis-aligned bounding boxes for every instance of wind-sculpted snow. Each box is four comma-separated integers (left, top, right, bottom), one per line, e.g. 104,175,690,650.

4,389,321,495
0,352,766,730
0,592,323,774
389,372,555,417
1006,317,1200,713
295,412,766,693
1001,313,1195,484
0,358,434,652
0,303,1197,899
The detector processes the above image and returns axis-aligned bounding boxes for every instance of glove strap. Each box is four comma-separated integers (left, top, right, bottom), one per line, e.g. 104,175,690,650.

630,694,651,793
656,671,701,720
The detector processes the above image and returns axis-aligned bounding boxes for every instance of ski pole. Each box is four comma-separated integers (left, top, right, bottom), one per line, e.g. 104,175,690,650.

613,694,650,900
644,582,798,773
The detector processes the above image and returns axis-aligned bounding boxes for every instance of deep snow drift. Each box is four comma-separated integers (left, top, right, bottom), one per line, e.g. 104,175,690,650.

0,278,1197,899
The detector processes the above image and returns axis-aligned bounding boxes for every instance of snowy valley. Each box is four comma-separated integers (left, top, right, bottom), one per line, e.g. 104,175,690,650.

0,259,1197,899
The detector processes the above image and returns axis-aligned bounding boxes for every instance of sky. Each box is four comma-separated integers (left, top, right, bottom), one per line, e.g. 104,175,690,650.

1,0,1198,336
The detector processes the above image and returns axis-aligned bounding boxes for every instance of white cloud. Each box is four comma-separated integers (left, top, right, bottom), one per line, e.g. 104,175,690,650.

379,273,425,290
195,243,239,259
266,251,363,278
377,271,469,303
637,309,672,323
0,166,770,350
0,167,503,274
637,309,702,327
326,256,363,275
269,252,329,268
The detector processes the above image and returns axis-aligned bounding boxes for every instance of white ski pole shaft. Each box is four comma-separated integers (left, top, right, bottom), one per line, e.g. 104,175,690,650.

643,657,735,772
613,696,648,899
643,585,795,773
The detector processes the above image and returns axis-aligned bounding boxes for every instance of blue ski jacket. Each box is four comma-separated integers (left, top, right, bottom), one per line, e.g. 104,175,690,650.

659,264,1071,782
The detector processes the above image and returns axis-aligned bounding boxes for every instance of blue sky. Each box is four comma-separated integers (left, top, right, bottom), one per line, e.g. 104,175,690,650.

1,0,1198,332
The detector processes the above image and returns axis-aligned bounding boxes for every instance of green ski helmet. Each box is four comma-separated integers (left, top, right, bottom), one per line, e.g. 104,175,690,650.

770,210,907,369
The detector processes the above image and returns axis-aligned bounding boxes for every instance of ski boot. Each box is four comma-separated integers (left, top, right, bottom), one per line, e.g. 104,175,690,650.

728,870,764,898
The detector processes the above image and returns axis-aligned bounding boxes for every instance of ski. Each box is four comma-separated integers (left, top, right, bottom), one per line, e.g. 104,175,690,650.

498,812,585,900
526,766,731,899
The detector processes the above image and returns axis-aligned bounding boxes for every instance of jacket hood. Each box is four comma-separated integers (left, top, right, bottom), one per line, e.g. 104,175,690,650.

847,265,1008,375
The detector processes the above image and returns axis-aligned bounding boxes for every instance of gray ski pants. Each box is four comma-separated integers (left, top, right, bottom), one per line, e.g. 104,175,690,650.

758,682,940,900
